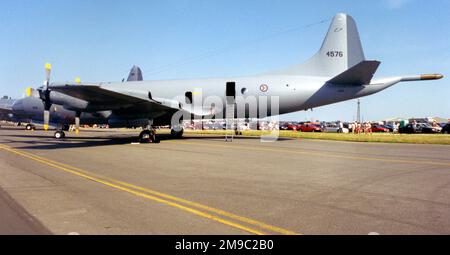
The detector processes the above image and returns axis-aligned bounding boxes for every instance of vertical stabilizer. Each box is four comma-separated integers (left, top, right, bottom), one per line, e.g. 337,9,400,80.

269,13,366,77
127,65,143,81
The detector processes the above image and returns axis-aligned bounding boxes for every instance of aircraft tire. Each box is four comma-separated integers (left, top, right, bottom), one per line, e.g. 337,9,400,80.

25,124,35,131
139,130,155,143
54,131,65,139
170,128,184,139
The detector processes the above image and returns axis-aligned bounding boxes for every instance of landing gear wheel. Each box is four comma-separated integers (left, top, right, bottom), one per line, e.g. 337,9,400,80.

25,124,35,131
139,130,157,143
54,131,65,139
170,128,184,139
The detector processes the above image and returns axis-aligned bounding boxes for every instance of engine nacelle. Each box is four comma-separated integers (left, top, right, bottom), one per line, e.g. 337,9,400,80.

49,91,88,111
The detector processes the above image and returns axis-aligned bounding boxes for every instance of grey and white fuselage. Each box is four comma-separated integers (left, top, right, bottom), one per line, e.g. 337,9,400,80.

8,13,443,129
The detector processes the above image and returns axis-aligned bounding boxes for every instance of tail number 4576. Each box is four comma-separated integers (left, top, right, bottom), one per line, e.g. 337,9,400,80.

326,51,344,57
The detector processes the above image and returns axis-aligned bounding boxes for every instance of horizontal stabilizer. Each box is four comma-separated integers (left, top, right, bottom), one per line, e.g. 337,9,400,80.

328,60,380,85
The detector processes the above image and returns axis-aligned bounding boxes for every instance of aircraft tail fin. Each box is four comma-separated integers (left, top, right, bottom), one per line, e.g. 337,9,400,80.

328,60,380,85
269,13,366,77
126,65,143,81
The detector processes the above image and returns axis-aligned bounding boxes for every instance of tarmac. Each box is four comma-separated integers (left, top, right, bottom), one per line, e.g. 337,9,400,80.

0,125,449,235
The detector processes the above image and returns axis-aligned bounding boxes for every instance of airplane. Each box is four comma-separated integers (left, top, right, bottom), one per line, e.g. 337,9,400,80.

33,13,443,142
0,97,16,125
1,66,144,134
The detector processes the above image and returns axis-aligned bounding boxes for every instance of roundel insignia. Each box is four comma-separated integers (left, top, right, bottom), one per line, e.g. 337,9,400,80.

260,84,269,93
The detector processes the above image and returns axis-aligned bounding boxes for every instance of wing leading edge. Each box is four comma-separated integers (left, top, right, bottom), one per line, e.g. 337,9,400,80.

48,84,180,114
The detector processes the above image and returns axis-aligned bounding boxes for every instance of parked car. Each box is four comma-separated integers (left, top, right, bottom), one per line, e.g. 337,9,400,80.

280,123,298,131
441,123,450,134
398,124,421,134
418,123,440,133
298,123,322,132
371,124,389,133
399,123,440,134
323,123,349,133
383,124,396,132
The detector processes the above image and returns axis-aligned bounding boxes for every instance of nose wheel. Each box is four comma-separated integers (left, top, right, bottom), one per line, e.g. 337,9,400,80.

25,124,36,131
54,130,65,139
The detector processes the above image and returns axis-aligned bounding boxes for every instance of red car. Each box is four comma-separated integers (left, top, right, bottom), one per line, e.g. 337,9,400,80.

371,124,389,133
280,123,299,131
298,123,322,132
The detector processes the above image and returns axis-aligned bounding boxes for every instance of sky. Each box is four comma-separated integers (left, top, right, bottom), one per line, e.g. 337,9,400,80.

0,0,449,121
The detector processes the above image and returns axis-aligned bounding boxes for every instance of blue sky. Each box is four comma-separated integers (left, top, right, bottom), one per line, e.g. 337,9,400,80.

0,0,448,121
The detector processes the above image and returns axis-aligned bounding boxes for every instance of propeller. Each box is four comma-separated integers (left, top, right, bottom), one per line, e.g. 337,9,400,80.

37,64,83,134
38,63,52,131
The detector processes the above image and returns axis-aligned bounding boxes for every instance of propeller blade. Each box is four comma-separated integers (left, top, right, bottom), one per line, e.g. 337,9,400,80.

42,63,52,131
43,110,50,131
26,87,33,97
44,63,52,89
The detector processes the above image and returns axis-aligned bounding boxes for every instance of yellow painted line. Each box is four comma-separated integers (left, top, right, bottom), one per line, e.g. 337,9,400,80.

164,140,450,167
0,144,298,235
2,146,297,235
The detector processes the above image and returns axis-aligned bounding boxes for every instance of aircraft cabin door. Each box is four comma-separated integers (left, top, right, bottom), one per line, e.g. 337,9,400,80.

226,82,236,104
225,82,236,141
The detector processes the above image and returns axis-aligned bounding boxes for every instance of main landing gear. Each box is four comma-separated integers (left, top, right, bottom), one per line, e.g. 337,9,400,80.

139,129,156,143
170,126,184,139
53,123,67,139
138,123,160,143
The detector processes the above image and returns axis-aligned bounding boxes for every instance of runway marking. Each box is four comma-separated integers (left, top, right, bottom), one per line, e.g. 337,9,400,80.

164,140,450,167
0,144,298,235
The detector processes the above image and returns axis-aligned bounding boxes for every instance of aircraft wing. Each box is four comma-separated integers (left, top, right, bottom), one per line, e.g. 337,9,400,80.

0,106,13,115
0,100,14,114
49,83,216,117
49,83,181,114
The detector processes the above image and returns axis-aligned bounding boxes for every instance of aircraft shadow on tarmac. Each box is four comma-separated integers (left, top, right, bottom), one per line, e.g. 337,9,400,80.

2,133,292,150
0,127,23,131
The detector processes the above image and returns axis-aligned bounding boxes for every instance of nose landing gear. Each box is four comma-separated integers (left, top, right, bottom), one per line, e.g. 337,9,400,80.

54,130,65,139
25,124,36,131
